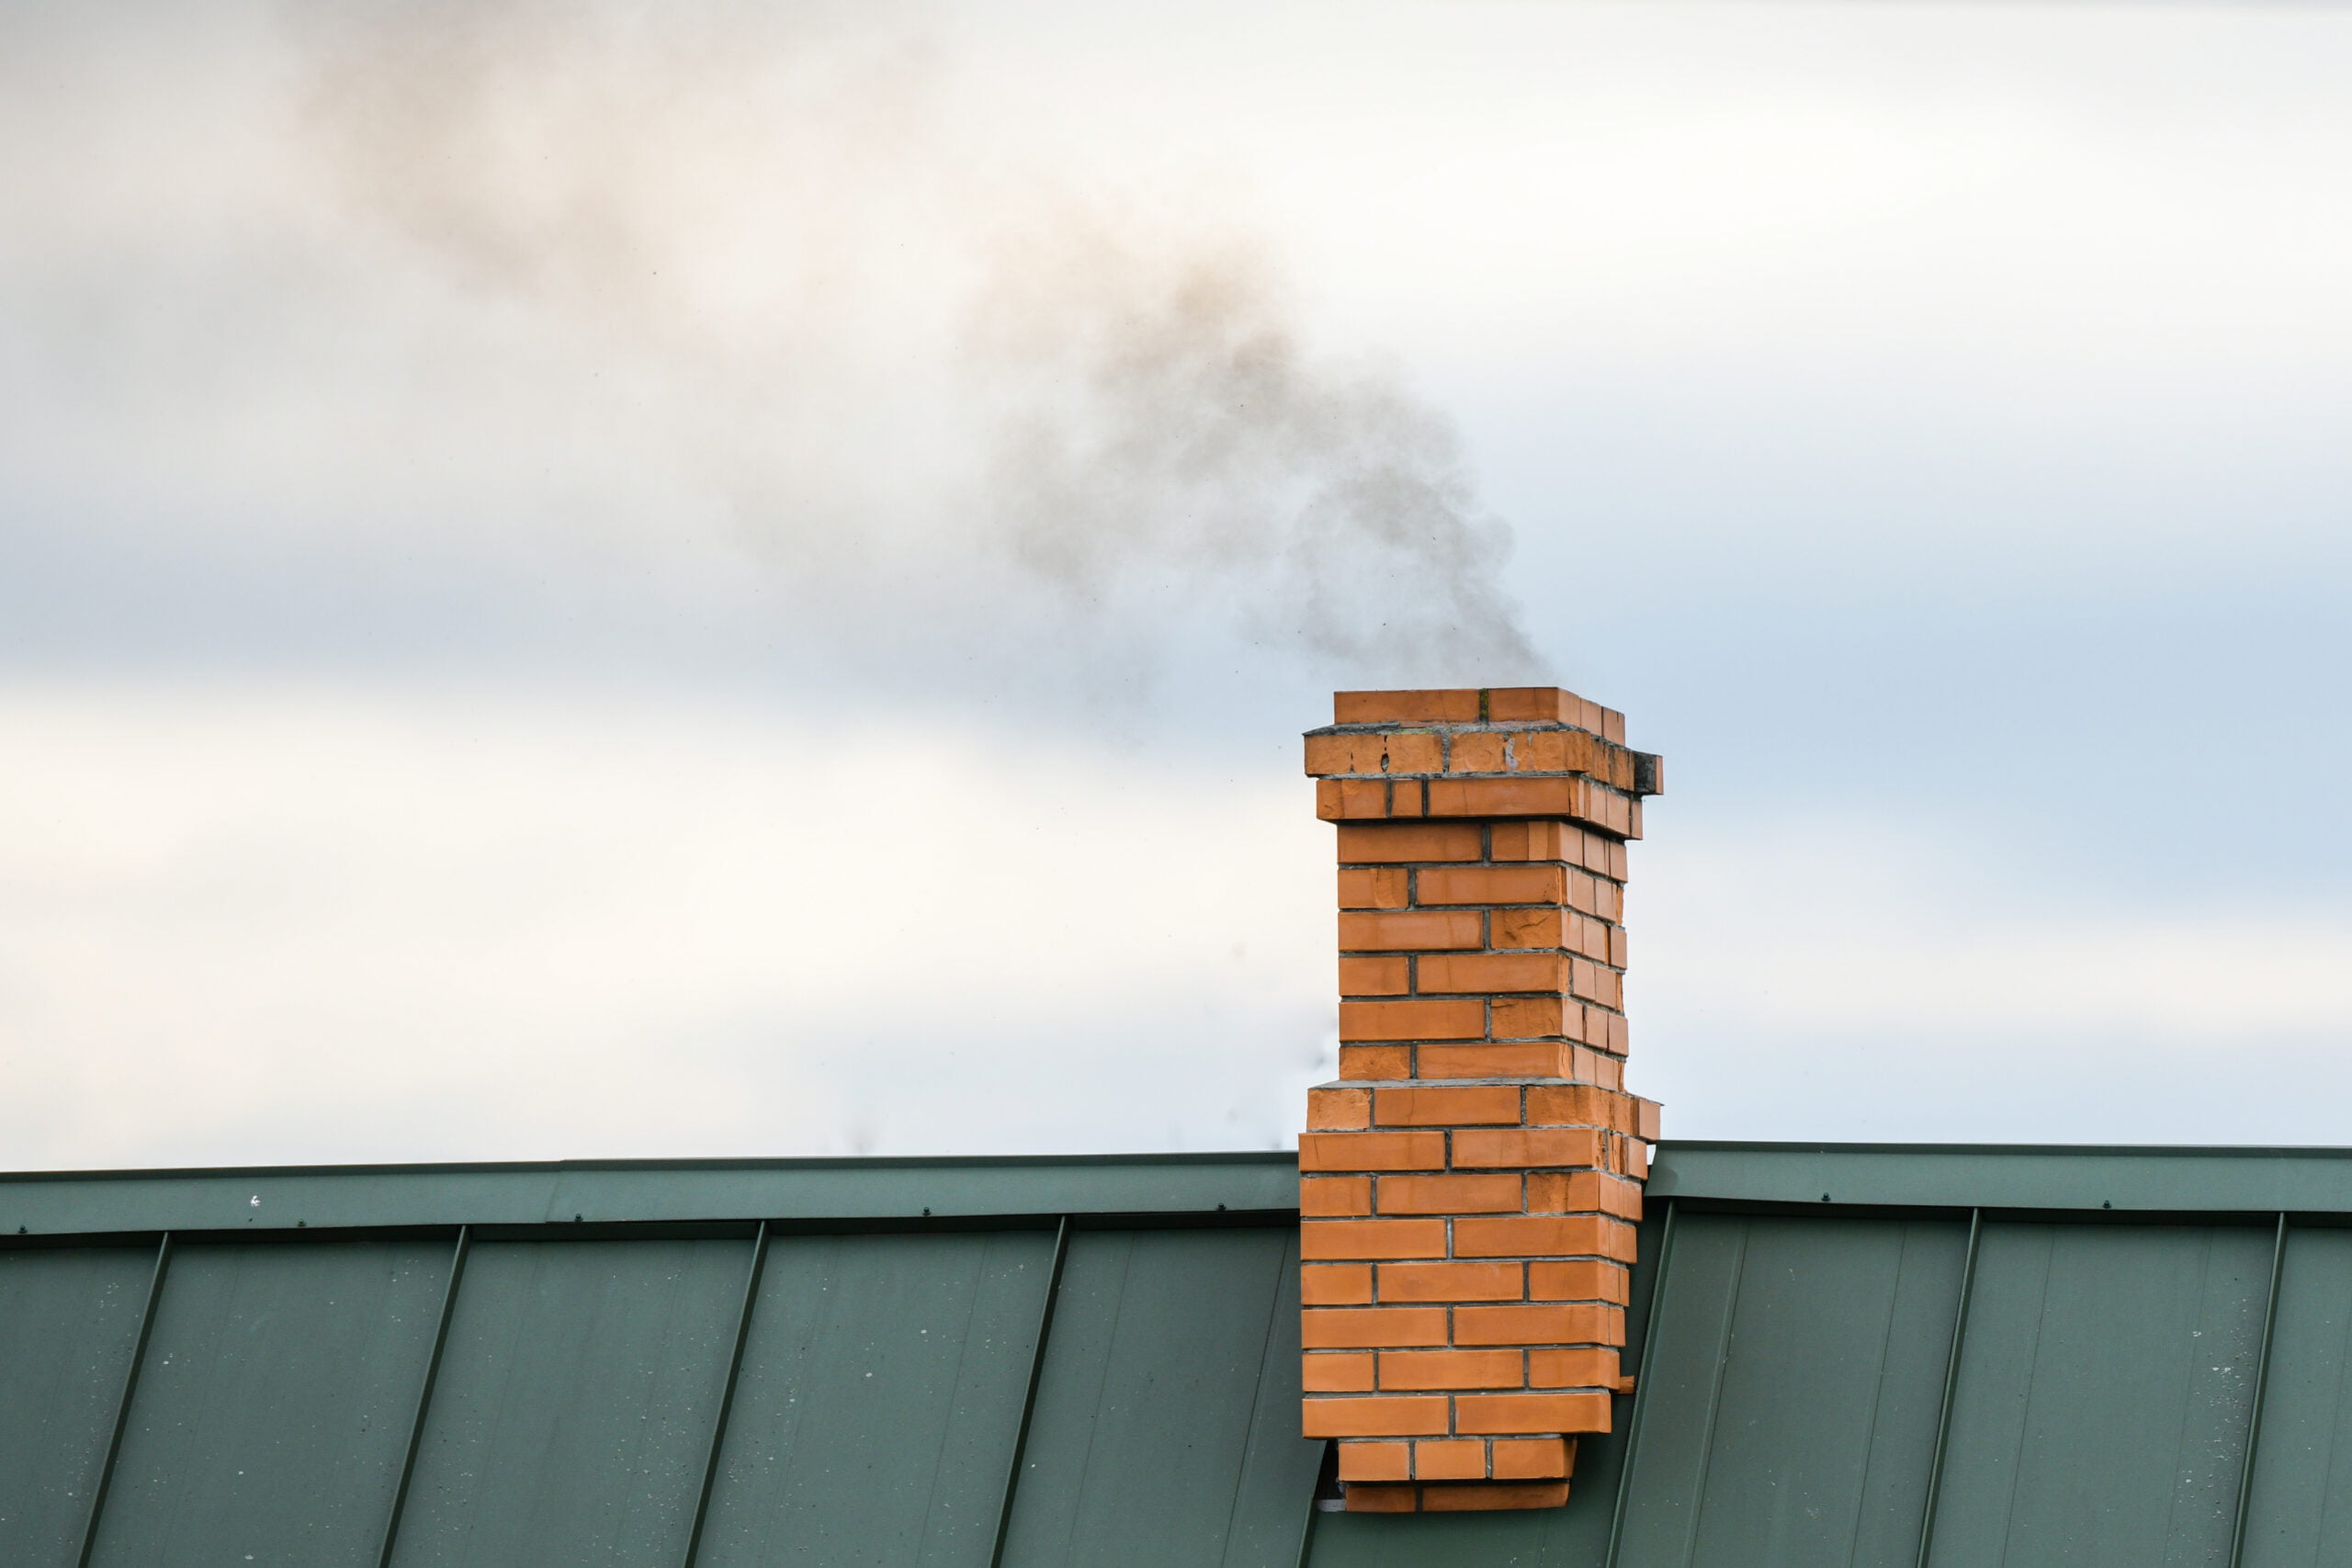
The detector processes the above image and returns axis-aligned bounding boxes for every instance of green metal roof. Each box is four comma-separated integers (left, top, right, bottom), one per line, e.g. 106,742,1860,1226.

6,1144,2352,1566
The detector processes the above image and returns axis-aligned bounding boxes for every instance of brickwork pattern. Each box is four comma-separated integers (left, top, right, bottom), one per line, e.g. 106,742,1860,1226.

1300,687,1663,1514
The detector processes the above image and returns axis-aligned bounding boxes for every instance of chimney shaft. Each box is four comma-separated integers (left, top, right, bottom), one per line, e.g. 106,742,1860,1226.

1298,687,1663,1513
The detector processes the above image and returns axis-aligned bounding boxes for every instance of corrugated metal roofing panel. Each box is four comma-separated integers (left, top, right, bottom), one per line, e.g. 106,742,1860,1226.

86,1240,453,1568
695,1228,1056,1568
385,1238,751,1567
14,1147,2352,1567
2243,1224,2352,1567
0,1246,153,1568
1927,1221,2271,1568
999,1226,1321,1568
1612,1213,1966,1568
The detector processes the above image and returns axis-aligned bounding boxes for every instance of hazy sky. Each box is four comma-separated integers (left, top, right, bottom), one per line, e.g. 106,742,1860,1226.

5,0,2349,1169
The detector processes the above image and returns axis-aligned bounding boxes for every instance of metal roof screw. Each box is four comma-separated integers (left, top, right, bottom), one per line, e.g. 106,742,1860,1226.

1821,1193,1832,1202
2102,1201,2113,1209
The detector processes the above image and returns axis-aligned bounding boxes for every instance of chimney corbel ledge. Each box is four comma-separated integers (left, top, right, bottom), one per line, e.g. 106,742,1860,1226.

1298,687,1664,1513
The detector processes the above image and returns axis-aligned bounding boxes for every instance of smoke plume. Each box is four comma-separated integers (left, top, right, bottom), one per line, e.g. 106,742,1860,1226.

290,1,1540,677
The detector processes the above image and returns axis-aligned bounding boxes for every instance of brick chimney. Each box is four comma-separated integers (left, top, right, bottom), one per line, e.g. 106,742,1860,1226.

1297,687,1663,1513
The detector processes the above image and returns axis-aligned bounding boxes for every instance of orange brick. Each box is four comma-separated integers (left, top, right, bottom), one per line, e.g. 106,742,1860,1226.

1420,1481,1570,1510
1303,1219,1449,1260
1338,1044,1411,1080
1307,1087,1371,1130
1491,996,1580,1042
1301,1264,1374,1305
1502,1216,1634,1263
1609,925,1629,967
1376,1261,1523,1303
1624,1138,1650,1179
1335,690,1482,724
1485,687,1575,722
1523,1170,1643,1221
1488,820,1568,860
1304,1351,1377,1393
1373,1085,1521,1126
1455,1392,1611,1436
1337,822,1482,863
1339,910,1484,952
1412,1438,1489,1480
1634,1098,1662,1141
1569,958,1623,1009
1305,731,1384,776
1491,1438,1573,1480
1570,912,1611,960
1337,1439,1411,1481
1528,1264,1629,1310
1418,865,1564,905
1299,1131,1447,1172
1418,953,1567,994
1417,1042,1576,1079
1379,1349,1525,1390
1452,1127,1604,1169
1301,1177,1373,1217
1303,1307,1450,1348
1525,1085,1634,1131
1491,907,1566,950
1393,779,1429,818
1342,1483,1420,1512
1386,732,1444,773
1453,1215,1613,1258
1316,777,1390,822
1338,866,1409,908
1426,777,1581,820
1301,1395,1452,1438
1453,1303,1619,1345
1446,731,1507,772
1513,728,1599,774
1339,955,1410,996
1528,1348,1619,1389
1375,1173,1521,1214
1592,876,1623,921
1564,868,1599,916
1339,998,1485,1043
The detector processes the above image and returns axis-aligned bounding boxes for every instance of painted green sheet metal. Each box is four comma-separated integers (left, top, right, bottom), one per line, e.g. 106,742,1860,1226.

0,1153,1302,1239
0,1247,153,1568
1650,1142,2352,1214
386,1237,752,1567
1925,1221,2270,1567
15,1145,2352,1568
1613,1213,1966,1567
695,1229,1057,1568
2243,1225,2352,1566
85,1240,453,1568
999,1226,1322,1568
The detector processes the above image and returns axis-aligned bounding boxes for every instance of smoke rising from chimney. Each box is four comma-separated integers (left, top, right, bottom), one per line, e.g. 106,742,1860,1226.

288,0,1539,682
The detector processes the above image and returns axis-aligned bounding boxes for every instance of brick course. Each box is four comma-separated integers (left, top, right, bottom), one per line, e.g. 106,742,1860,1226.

1299,687,1663,1514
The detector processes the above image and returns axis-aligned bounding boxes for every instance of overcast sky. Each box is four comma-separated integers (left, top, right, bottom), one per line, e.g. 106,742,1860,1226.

5,0,2349,1169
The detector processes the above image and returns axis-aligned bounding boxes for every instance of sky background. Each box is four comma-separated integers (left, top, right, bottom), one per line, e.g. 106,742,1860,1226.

4,0,2349,1169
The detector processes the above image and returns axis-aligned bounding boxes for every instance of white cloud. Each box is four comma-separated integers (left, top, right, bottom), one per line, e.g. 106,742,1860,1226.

0,678,1333,1168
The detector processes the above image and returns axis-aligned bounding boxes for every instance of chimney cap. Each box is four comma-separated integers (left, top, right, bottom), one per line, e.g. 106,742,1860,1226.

1332,687,1623,741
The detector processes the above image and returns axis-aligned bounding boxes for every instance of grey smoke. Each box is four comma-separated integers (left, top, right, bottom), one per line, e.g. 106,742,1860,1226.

288,0,1538,677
